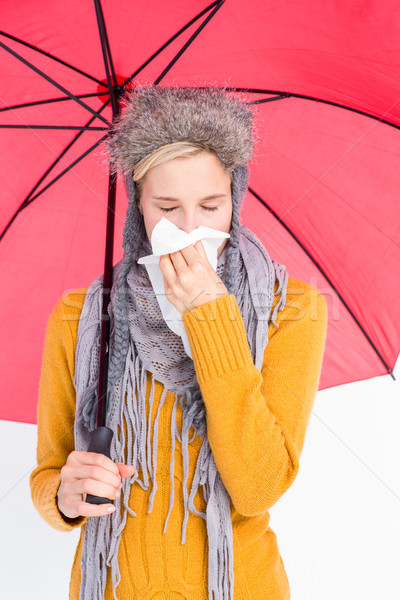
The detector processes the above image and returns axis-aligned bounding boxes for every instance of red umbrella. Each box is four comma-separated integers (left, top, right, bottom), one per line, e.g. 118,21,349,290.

1,0,399,426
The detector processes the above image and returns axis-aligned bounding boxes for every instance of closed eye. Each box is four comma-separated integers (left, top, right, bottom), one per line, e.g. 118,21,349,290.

159,206,218,212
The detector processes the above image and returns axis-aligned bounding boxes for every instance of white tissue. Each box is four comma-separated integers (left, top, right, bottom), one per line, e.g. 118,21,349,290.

137,217,230,358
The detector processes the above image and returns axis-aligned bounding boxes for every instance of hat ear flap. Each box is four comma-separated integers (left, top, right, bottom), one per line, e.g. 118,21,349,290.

122,173,146,255
230,164,249,228
221,164,248,297
107,173,147,388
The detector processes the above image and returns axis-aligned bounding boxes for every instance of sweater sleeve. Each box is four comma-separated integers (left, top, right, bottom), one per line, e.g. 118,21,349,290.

181,277,328,517
29,288,89,532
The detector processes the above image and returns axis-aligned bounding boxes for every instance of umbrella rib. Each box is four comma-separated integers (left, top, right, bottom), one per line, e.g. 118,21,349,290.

122,0,223,89
248,186,396,381
94,0,118,117
154,0,225,84
0,125,107,131
0,30,108,88
94,0,118,86
0,38,110,125
248,95,290,105
224,87,400,132
0,91,109,113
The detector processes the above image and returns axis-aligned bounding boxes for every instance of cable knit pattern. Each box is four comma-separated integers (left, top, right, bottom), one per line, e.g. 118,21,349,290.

30,275,328,599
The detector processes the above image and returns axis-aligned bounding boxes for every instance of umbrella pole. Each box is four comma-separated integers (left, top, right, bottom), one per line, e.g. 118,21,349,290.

85,88,121,505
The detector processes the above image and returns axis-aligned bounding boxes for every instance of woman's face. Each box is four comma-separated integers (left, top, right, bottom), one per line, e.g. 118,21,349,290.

137,151,233,258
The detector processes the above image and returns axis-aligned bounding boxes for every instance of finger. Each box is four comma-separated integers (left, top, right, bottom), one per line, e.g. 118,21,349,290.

72,465,122,490
178,244,201,265
162,273,170,294
117,463,136,478
71,451,120,476
77,477,120,501
194,239,208,261
158,254,177,284
76,498,116,518
169,250,188,272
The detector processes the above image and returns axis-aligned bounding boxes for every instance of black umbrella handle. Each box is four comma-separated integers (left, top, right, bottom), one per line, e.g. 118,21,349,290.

85,426,114,505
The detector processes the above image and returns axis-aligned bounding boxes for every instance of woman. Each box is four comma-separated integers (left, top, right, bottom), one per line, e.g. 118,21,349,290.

30,85,328,600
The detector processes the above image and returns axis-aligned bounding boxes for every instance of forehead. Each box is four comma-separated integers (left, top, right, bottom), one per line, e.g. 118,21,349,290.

144,152,231,192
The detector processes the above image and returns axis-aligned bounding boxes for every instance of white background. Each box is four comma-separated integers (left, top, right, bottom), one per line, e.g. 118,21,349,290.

1,355,399,599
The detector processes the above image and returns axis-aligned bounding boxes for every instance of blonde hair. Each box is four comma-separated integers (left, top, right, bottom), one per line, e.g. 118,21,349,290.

132,141,231,206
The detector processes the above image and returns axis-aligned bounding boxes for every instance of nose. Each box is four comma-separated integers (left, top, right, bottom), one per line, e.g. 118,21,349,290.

179,210,198,234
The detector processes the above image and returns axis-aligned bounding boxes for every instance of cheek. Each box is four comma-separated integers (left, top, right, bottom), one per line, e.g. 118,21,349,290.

221,206,233,233
141,203,166,238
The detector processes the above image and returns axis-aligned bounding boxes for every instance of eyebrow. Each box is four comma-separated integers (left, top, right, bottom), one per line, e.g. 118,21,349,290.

152,194,227,202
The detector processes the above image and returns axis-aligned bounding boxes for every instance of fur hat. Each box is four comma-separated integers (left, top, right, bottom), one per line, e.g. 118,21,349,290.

105,84,256,175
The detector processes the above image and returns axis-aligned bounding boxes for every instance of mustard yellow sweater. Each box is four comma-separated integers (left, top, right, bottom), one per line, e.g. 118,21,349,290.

30,276,328,600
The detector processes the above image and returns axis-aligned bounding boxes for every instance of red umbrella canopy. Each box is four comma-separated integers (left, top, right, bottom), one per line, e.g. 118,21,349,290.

1,0,399,424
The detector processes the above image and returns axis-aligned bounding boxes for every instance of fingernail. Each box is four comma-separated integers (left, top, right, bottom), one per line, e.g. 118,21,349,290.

116,490,120,498
108,506,115,513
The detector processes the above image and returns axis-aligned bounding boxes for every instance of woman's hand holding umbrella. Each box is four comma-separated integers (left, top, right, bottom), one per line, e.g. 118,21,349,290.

56,450,136,518
158,240,229,314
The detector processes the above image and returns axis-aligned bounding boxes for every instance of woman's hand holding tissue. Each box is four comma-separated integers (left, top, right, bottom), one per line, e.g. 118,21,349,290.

158,239,229,314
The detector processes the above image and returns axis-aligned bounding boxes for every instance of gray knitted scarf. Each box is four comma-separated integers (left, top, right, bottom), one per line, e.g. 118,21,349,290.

73,210,288,600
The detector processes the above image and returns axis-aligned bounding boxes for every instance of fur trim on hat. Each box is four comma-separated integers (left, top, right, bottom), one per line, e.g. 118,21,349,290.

105,84,256,175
